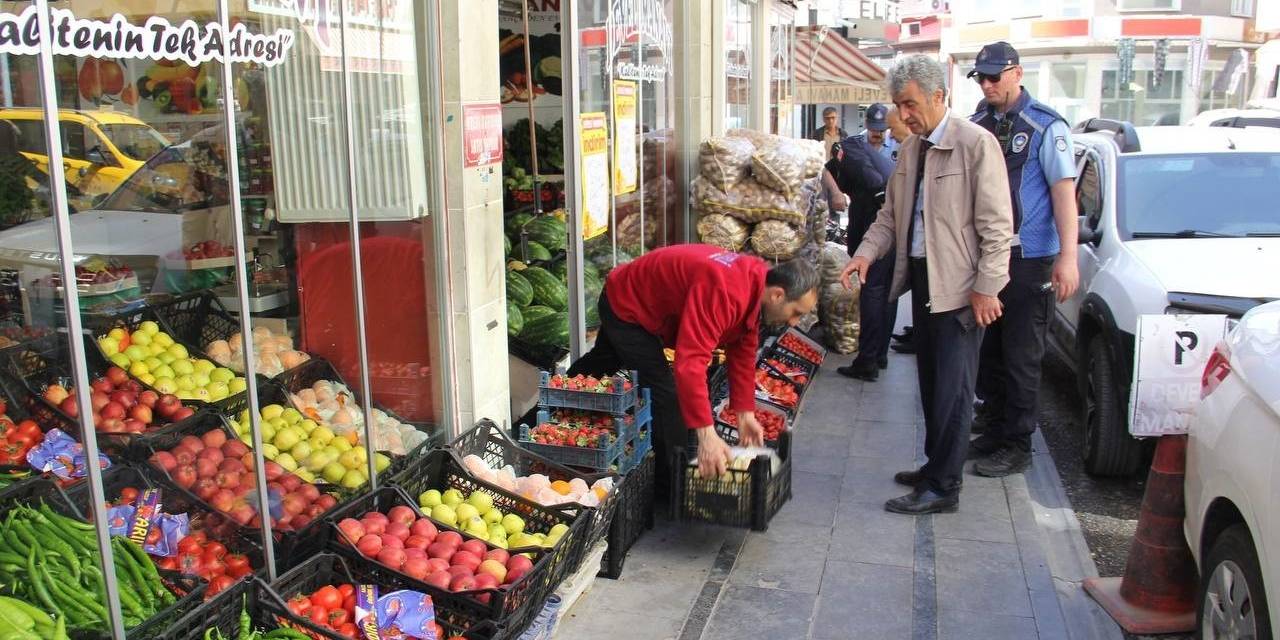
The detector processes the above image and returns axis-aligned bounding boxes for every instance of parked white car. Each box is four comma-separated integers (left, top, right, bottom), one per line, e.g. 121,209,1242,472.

1049,121,1280,476
1186,107,1280,130
1185,299,1280,639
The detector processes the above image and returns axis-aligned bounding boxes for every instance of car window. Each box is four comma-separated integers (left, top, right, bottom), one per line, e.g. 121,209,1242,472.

6,120,47,155
59,122,92,161
98,124,168,163
1119,153,1280,238
98,126,236,213
1077,156,1102,228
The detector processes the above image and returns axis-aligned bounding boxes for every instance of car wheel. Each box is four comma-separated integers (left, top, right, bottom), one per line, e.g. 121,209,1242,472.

1199,524,1272,640
1081,335,1142,476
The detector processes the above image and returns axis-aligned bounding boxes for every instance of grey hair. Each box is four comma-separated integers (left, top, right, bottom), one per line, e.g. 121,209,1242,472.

766,259,820,301
822,106,839,116
887,54,947,99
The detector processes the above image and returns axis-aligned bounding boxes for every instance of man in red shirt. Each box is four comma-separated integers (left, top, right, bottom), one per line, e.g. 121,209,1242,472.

568,244,819,484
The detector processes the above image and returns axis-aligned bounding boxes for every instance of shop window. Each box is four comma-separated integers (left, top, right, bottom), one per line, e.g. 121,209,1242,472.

724,0,753,129
1231,0,1254,17
1101,70,1183,126
1048,63,1086,126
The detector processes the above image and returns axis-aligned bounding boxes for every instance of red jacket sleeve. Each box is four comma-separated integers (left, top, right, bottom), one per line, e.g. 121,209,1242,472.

725,329,758,416
673,279,738,429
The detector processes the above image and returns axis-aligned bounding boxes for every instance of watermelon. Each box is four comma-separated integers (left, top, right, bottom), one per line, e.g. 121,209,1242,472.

503,235,512,257
585,293,601,327
506,212,535,235
521,266,568,311
507,301,524,336
521,305,556,324
550,259,602,285
520,311,569,348
521,241,552,262
506,271,534,307
524,216,568,252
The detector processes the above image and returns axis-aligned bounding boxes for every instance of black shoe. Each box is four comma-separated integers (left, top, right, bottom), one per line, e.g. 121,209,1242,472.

973,446,1032,477
884,488,958,515
878,357,889,370
890,340,916,354
893,468,924,487
892,326,913,342
837,364,879,381
966,435,1004,460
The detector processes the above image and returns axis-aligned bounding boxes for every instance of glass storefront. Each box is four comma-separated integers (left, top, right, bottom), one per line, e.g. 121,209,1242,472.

724,0,753,129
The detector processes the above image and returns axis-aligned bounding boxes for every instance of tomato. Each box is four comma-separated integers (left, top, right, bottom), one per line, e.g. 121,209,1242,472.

342,593,355,613
224,554,252,578
202,557,226,577
16,421,40,440
207,575,235,596
177,553,202,576
176,536,202,555
188,531,208,545
310,585,342,611
336,583,355,599
203,541,227,559
155,555,178,571
327,608,350,628
337,623,358,638
307,605,329,627
286,595,311,617
8,433,33,450
119,487,140,505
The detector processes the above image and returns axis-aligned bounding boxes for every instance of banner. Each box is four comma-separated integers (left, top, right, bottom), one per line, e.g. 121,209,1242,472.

612,80,637,195
463,103,504,168
579,112,610,241
1129,314,1230,437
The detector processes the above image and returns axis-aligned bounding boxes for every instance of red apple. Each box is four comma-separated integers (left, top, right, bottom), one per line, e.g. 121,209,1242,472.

376,547,406,569
194,477,218,500
363,512,389,526
109,390,136,409
292,514,313,529
171,445,194,465
173,465,197,489
155,395,181,418
361,518,386,536
150,451,177,472
436,531,463,549
44,385,70,406
171,407,195,421
460,539,487,559
128,404,153,425
281,493,306,516
222,440,250,459
216,471,241,489
99,418,125,433
477,559,507,583
386,521,411,541
484,549,510,565
198,447,225,465
474,572,499,590
101,402,126,420
402,557,431,580
451,551,482,572
448,574,477,592
404,535,431,551
59,397,78,417
195,458,218,478
337,518,365,543
90,377,114,394
379,533,403,549
179,435,204,452
446,565,473,579
315,495,337,511
90,392,110,412
106,367,130,386
218,459,245,475
202,429,227,449
211,489,236,512
264,461,284,481
138,390,159,408
426,558,450,574
388,505,416,527
506,554,533,578
278,474,301,493
122,419,145,434
410,518,439,540
356,534,383,556
230,504,255,525
423,570,451,590
426,542,455,561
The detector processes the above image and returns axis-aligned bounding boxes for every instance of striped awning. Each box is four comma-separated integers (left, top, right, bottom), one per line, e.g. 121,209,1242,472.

794,28,889,104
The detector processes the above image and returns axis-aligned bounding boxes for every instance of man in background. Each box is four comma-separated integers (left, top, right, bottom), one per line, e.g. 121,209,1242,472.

811,106,848,152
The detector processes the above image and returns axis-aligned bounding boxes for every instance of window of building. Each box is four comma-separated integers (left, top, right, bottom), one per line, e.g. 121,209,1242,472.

1200,69,1254,111
725,0,754,129
1101,69,1184,125
1231,0,1255,18
1048,63,1087,126
1116,0,1180,10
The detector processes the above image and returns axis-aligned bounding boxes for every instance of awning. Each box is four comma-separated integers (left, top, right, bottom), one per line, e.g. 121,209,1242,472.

794,28,890,104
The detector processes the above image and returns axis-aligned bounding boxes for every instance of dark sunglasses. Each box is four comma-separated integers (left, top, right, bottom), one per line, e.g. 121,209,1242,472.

974,66,1016,84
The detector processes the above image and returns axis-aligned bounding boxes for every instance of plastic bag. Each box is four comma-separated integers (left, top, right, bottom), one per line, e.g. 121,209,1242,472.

751,220,806,260
820,282,860,354
696,213,750,251
691,176,807,226
698,137,756,191
751,140,811,198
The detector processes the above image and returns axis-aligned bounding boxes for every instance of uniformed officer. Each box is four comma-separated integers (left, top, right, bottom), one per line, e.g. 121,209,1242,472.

966,42,1080,477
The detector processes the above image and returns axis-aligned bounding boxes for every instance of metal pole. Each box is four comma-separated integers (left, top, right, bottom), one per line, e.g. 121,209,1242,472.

31,1,127,636
213,0,276,579
521,0,542,215
561,0,586,360
336,0,380,486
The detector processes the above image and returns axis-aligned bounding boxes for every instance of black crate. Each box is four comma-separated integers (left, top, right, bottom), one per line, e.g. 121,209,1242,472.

265,554,505,640
155,576,275,640
712,398,791,446
599,450,655,579
671,431,793,532
274,357,436,473
759,348,818,390
135,413,345,573
508,336,569,372
449,420,621,568
385,450,590,587
774,327,828,366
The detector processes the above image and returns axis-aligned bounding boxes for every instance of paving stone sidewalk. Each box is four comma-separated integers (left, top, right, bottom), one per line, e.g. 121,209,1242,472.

556,311,1128,640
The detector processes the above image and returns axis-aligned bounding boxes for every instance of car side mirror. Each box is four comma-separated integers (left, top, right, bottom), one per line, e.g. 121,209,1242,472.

1077,215,1101,245
85,146,111,167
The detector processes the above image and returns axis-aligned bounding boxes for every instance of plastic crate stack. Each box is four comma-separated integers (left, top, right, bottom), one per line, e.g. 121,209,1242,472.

519,371,652,475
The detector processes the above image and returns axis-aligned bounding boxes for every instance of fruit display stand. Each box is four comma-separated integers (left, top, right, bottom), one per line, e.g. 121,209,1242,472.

672,430,793,532
323,485,562,634
136,411,347,572
448,421,621,573
385,449,591,588
0,473,207,639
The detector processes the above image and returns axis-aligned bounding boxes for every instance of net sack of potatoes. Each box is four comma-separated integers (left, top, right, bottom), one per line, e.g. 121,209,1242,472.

750,220,806,260
796,139,828,178
751,140,811,198
617,210,661,252
699,136,756,191
821,281,860,354
819,241,849,286
697,213,750,251
691,176,808,226
725,127,773,149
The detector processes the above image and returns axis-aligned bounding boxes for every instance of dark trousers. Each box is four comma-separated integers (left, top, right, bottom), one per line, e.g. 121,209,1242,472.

850,253,895,369
567,288,685,494
976,255,1055,452
910,259,985,495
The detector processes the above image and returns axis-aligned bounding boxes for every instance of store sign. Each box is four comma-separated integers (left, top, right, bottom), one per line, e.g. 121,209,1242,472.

796,83,890,105
248,0,413,46
613,81,637,195
1129,314,1230,437
0,6,294,66
579,112,610,240
616,61,665,82
463,103,504,168
607,0,672,75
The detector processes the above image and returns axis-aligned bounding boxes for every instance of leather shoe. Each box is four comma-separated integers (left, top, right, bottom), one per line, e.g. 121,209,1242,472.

885,488,958,515
837,364,879,381
893,468,924,487
967,435,1004,460
974,446,1032,478
890,340,916,354
878,357,889,370
892,326,913,342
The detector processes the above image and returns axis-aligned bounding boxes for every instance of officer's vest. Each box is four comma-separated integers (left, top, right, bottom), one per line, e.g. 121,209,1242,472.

971,91,1066,256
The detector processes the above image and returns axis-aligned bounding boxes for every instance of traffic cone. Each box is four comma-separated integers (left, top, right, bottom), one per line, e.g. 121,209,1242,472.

1083,435,1197,634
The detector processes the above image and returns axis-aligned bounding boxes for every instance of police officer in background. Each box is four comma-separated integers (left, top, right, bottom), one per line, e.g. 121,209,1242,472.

827,103,898,381
966,42,1080,477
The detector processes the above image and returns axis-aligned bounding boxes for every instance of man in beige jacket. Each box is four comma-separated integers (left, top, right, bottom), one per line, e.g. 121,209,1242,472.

842,54,1014,515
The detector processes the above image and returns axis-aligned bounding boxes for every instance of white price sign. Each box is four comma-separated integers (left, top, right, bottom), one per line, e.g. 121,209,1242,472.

1129,314,1230,437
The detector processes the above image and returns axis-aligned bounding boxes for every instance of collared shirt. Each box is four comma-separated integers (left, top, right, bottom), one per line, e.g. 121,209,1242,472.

910,109,952,258
869,134,899,164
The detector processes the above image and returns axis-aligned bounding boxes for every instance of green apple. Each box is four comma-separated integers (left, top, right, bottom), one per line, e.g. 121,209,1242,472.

299,419,318,435
238,431,252,445
207,382,230,401
454,503,479,523
501,514,525,536
338,449,361,470
192,359,216,375
261,443,279,459
430,504,457,526
153,378,177,394
466,492,494,514
209,368,235,384
139,373,156,386
191,373,211,389
323,461,347,484
130,330,152,346
171,359,195,376
441,489,464,507
175,374,195,391
153,364,176,380
153,332,174,348
290,441,312,462
340,468,367,489
167,344,189,360
261,404,285,420
124,345,149,361
507,533,531,549
276,453,298,472
488,524,508,540
109,353,131,368
419,489,442,509
139,320,160,336
352,447,369,465
157,352,176,365
281,408,304,425
466,518,489,539
273,428,300,451
295,468,317,484
192,388,211,401
310,426,335,447
98,337,120,355
331,437,352,453
260,422,277,443
483,508,504,525
149,343,167,356
129,362,150,378
228,377,248,395
549,523,569,538
373,453,391,473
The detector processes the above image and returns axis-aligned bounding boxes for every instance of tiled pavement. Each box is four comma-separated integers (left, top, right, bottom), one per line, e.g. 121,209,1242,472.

556,308,1128,640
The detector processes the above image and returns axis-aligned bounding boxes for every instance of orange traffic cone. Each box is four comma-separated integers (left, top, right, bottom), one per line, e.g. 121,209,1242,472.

1083,435,1197,634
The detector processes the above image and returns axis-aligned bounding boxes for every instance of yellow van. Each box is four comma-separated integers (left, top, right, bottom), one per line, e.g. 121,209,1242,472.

0,108,169,202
